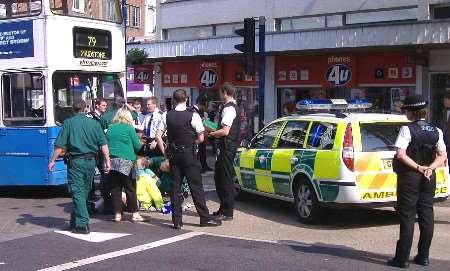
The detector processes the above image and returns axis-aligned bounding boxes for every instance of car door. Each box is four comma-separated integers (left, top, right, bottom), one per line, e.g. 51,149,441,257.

238,121,284,193
271,121,310,197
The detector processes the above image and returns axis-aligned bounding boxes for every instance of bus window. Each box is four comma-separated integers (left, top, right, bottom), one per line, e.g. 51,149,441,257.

52,72,124,124
0,0,41,19
50,0,122,24
1,72,46,126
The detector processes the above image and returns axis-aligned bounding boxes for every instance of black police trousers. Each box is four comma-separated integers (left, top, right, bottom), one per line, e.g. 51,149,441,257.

169,151,211,225
394,171,436,262
214,147,237,217
197,142,209,170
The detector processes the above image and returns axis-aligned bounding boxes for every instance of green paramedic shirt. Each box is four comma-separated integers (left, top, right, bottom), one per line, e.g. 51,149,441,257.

55,113,108,155
101,109,117,129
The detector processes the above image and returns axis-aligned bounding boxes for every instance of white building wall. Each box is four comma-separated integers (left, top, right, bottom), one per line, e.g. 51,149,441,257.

158,0,438,32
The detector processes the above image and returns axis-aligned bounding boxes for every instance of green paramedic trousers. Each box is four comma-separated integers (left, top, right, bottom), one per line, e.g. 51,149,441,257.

67,158,96,228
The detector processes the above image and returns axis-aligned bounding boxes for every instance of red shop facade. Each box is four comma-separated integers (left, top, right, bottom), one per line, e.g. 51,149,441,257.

275,52,416,116
160,58,259,138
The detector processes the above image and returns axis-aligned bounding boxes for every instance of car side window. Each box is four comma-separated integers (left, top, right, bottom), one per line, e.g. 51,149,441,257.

251,122,283,149
306,122,337,150
277,121,309,149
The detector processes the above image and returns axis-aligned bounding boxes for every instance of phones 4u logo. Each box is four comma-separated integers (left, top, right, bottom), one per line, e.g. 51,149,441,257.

326,64,352,86
200,69,218,88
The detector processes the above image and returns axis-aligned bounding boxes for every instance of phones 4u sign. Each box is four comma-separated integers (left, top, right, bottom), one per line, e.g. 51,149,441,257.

326,64,352,86
199,62,221,88
134,65,153,84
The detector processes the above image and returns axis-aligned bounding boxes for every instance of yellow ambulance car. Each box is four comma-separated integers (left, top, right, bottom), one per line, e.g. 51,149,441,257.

234,100,449,224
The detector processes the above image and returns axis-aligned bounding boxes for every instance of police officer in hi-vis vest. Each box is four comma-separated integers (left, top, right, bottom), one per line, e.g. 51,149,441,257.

166,89,221,229
389,95,447,268
209,82,240,221
48,100,111,234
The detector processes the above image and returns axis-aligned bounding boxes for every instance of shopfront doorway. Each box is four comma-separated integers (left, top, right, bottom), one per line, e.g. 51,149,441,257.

430,73,450,128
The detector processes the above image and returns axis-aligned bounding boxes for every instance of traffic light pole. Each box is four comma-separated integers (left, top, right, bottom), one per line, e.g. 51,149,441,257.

258,16,266,129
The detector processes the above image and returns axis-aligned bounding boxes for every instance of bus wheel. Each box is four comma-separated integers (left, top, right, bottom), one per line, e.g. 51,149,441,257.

294,179,323,224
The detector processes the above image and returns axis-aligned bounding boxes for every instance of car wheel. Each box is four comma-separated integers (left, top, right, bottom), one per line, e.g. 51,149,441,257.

294,179,323,224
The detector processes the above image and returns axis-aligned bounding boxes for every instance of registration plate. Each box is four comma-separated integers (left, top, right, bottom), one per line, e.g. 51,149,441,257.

382,159,393,170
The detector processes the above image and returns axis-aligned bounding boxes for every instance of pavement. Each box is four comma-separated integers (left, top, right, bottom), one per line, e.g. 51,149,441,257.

0,154,450,270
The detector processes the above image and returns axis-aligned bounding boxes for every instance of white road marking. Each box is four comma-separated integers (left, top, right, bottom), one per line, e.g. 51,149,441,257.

38,232,202,271
54,231,131,243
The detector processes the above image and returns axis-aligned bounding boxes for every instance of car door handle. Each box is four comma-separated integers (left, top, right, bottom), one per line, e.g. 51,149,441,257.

290,157,299,164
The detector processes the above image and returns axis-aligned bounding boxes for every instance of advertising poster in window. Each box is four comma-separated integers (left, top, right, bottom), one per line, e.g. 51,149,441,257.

0,20,34,59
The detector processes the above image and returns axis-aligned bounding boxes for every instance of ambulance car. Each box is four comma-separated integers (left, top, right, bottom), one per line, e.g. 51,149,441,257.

233,99,449,224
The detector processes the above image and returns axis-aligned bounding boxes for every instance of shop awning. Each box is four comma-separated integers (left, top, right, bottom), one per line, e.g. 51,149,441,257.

127,20,450,59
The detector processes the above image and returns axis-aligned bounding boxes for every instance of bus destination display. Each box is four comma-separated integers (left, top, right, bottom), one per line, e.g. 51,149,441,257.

73,27,111,60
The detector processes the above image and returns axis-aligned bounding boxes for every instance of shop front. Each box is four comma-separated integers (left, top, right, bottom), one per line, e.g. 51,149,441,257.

275,52,416,117
160,58,258,139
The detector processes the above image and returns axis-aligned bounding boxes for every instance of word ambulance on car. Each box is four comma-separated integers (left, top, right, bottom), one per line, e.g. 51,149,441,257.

233,99,449,224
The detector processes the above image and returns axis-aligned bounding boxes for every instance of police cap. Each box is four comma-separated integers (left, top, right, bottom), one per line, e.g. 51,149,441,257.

401,95,428,111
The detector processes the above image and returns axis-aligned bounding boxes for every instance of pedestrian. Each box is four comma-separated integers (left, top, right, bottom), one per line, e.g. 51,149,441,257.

389,95,447,268
138,97,165,157
440,91,450,162
85,99,111,212
193,95,212,173
166,89,221,229
105,107,144,223
101,97,126,129
48,100,111,234
209,83,240,221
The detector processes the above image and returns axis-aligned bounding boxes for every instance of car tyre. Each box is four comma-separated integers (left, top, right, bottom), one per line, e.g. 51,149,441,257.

294,179,323,224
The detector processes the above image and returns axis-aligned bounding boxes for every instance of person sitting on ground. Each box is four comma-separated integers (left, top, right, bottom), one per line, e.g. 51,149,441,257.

135,156,164,211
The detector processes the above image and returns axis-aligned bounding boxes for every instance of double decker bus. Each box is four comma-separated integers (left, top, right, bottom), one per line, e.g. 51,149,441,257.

0,0,126,186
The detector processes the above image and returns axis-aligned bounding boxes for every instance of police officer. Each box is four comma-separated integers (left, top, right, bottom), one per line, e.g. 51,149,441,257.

48,100,111,234
193,95,212,172
209,82,240,221
166,89,221,229
389,95,447,268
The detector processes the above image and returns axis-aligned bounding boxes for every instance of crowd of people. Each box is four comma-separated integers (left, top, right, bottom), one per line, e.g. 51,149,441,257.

47,81,450,268
48,82,241,234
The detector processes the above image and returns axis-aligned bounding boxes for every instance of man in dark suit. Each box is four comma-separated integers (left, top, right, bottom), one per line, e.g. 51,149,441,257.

441,91,450,161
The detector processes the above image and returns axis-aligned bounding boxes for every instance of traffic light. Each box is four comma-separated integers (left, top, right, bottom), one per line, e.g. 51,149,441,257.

235,18,255,75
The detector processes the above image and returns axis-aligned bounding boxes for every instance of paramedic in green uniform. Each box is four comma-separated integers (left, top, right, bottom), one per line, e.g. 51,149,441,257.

48,100,111,234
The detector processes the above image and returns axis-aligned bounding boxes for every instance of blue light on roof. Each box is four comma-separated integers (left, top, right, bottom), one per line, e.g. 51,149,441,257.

296,99,372,111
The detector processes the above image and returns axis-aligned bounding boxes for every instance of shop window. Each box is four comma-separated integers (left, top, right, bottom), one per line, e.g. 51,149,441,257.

431,4,450,19
345,7,418,25
2,72,45,126
280,16,325,31
278,121,309,149
166,25,213,40
251,122,284,149
306,122,337,150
